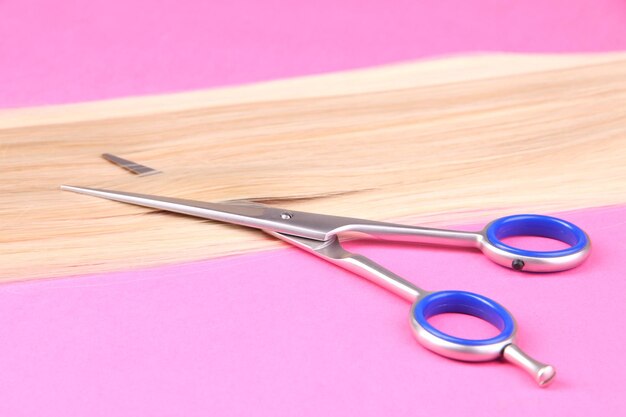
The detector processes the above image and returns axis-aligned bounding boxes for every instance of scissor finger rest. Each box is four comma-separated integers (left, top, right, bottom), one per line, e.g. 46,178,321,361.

480,214,590,272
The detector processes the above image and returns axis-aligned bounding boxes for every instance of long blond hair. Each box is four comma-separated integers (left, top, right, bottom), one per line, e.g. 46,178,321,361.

1,53,625,282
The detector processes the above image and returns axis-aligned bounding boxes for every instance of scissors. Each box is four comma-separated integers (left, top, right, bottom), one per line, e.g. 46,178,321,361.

61,185,590,387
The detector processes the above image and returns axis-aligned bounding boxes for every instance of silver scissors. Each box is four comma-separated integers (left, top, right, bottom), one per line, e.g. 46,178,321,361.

61,185,591,387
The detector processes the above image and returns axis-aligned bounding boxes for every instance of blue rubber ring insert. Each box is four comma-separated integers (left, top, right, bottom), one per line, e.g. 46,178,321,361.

485,214,588,258
413,290,515,346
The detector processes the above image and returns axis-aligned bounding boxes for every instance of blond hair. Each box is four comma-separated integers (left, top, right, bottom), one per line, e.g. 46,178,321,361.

1,53,625,282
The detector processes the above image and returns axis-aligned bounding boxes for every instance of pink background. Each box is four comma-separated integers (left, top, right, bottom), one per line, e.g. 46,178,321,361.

2,1,626,416
2,0,626,108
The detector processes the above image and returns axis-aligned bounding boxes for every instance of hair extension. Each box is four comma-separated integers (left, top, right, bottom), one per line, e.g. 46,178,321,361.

1,53,625,281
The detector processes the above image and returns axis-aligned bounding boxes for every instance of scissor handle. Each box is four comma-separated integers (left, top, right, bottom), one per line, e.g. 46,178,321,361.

410,290,557,386
411,290,516,361
480,214,590,272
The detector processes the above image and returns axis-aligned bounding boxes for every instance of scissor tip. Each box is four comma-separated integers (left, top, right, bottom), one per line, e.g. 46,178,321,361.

60,185,93,194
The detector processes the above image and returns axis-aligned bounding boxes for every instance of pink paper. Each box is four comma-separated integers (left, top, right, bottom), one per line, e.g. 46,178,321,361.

1,0,626,108
0,206,624,415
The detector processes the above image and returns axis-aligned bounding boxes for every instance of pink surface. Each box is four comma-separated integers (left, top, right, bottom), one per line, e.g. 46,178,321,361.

1,206,625,416
2,0,626,108
4,1,626,415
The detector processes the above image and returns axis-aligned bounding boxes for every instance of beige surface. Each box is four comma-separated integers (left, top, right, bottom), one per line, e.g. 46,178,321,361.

1,53,625,281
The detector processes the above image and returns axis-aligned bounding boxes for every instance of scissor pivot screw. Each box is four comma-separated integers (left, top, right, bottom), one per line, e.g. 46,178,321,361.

281,212,293,220
512,259,525,271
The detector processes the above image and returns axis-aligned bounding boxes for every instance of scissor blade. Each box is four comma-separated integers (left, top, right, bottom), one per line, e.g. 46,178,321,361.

60,185,361,241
